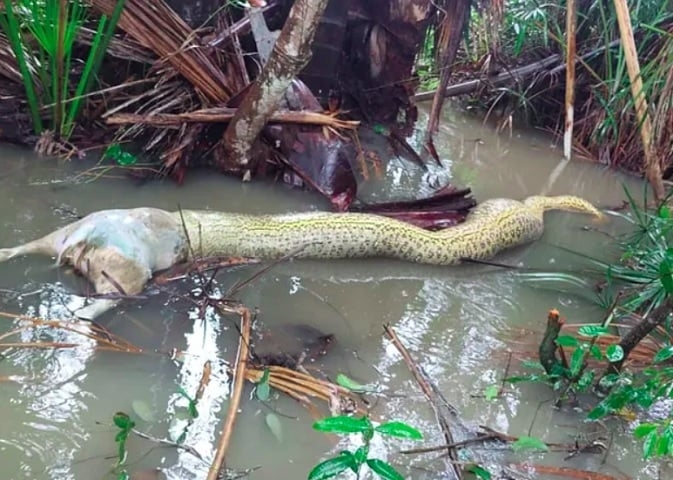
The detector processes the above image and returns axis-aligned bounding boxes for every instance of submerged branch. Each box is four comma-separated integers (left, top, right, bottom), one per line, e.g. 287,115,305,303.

207,303,251,480
383,324,463,480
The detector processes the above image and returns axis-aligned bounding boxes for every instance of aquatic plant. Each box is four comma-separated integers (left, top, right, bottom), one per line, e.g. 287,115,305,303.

508,188,673,460
308,415,422,480
0,0,126,140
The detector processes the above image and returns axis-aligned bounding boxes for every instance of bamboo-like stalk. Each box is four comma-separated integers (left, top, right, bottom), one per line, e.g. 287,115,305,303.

612,0,664,202
563,0,577,160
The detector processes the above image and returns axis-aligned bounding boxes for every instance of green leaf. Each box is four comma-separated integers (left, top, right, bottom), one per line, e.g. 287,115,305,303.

504,374,543,384
634,423,658,439
656,431,670,456
372,124,388,135
117,151,137,166
375,422,423,440
520,360,546,371
336,373,373,393
265,413,283,442
577,370,595,390
659,259,673,294
654,345,673,363
569,346,586,377
589,344,604,361
308,452,356,480
643,430,658,459
353,446,368,466
468,465,492,480
484,384,499,400
366,458,404,480
187,399,199,419
313,415,373,435
555,335,579,347
256,381,271,402
658,205,671,219
113,412,133,430
511,436,549,452
606,344,624,362
587,402,610,420
577,325,610,338
117,470,130,480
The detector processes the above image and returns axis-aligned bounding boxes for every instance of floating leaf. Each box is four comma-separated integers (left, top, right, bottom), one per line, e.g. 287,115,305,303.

256,369,271,401
606,344,624,362
313,415,373,435
308,452,356,480
511,436,549,452
265,413,283,442
366,458,404,480
375,422,423,440
131,400,155,423
484,385,499,400
468,465,492,480
336,373,372,393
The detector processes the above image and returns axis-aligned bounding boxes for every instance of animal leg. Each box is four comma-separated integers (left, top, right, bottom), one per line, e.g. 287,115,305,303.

69,246,152,320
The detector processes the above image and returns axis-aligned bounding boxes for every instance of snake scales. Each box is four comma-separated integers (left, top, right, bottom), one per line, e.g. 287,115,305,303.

0,195,604,319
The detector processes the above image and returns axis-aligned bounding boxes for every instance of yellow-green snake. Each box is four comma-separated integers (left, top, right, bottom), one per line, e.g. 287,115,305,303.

0,195,604,319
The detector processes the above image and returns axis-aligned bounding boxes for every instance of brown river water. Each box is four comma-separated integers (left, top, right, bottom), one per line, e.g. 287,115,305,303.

0,106,664,480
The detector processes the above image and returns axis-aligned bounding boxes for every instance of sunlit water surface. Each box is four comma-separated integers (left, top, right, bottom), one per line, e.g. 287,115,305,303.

0,106,662,479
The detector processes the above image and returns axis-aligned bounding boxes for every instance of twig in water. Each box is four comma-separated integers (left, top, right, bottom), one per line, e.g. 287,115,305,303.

383,324,463,480
206,303,252,480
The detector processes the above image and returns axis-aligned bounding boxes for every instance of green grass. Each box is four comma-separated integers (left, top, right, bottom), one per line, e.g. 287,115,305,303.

0,0,127,140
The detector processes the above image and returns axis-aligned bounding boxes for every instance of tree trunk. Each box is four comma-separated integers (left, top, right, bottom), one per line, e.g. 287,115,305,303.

212,0,330,177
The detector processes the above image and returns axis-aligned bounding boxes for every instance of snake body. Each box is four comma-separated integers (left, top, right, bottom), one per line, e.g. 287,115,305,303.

0,195,603,319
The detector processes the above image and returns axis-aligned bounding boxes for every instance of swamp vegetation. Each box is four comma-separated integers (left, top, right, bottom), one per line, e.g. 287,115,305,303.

2,0,673,479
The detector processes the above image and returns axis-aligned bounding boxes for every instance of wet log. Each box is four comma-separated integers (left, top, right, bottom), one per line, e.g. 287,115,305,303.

539,309,566,375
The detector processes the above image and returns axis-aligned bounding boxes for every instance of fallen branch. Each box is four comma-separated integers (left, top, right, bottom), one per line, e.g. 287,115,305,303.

507,463,623,480
105,108,360,130
206,303,252,480
383,324,463,480
413,54,562,102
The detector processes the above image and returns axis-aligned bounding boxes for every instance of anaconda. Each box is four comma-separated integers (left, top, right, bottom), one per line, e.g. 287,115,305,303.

0,195,604,319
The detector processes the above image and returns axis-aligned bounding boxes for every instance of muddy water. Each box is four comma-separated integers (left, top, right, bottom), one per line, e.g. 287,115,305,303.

0,108,658,480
